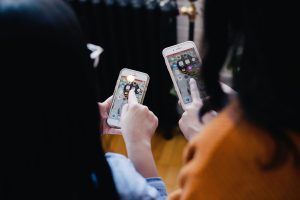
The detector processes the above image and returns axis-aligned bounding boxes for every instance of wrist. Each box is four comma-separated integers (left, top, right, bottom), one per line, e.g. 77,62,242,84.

122,130,152,146
125,141,158,178
124,138,152,152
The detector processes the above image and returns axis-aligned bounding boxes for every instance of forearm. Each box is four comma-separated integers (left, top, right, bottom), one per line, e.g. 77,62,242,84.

125,142,158,178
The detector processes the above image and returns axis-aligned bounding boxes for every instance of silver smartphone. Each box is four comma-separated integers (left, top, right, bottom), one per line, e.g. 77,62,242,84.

107,68,150,128
163,41,204,109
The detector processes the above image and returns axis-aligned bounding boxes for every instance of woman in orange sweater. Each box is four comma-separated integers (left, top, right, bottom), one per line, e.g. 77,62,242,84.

169,0,300,199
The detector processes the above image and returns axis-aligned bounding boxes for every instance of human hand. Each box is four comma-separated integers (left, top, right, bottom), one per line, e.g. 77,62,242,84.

121,90,158,146
98,96,122,135
179,78,217,141
120,90,159,177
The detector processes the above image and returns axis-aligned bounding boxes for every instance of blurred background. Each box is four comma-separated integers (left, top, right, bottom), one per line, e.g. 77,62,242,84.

66,0,232,192
66,0,208,139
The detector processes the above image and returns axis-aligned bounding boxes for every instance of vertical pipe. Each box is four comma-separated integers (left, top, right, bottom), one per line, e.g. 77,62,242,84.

189,21,195,41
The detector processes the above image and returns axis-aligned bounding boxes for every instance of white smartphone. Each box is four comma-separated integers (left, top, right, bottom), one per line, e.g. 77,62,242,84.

107,68,150,128
162,41,206,108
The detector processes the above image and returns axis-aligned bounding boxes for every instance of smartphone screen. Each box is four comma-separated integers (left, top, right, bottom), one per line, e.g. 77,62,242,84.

108,75,147,121
166,48,205,104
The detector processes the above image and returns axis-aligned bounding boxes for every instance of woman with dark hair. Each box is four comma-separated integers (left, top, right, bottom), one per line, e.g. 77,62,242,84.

0,0,166,199
168,0,300,199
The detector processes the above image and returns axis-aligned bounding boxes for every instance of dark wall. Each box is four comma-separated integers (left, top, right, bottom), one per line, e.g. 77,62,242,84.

68,0,179,136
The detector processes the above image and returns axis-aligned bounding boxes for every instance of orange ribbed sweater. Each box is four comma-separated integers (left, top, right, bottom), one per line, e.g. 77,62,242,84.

169,102,300,200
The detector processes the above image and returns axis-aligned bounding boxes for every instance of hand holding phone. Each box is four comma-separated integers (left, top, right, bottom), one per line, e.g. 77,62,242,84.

107,68,150,128
178,78,236,140
178,78,216,140
163,41,207,110
98,96,122,135
120,89,159,177
121,90,158,144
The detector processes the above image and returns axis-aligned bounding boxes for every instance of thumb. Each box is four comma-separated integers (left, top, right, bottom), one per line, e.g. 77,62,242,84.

103,96,113,105
99,96,113,114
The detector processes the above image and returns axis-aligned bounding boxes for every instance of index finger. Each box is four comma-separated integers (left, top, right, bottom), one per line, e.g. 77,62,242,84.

128,89,138,105
189,78,201,102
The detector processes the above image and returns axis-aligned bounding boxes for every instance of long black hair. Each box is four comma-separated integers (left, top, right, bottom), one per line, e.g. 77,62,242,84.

0,0,119,199
200,0,300,169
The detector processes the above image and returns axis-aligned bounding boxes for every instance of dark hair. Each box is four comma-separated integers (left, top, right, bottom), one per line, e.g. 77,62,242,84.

0,0,119,199
200,0,300,169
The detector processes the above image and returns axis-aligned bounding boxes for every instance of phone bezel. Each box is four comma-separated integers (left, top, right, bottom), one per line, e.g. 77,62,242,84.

107,68,150,128
162,41,202,110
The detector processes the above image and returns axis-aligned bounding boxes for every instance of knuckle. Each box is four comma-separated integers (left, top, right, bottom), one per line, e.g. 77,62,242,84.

182,112,188,117
131,104,139,110
152,116,158,127
155,119,159,127
141,106,148,112
149,111,155,117
193,100,201,106
154,115,158,123
179,119,183,126
155,116,158,122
